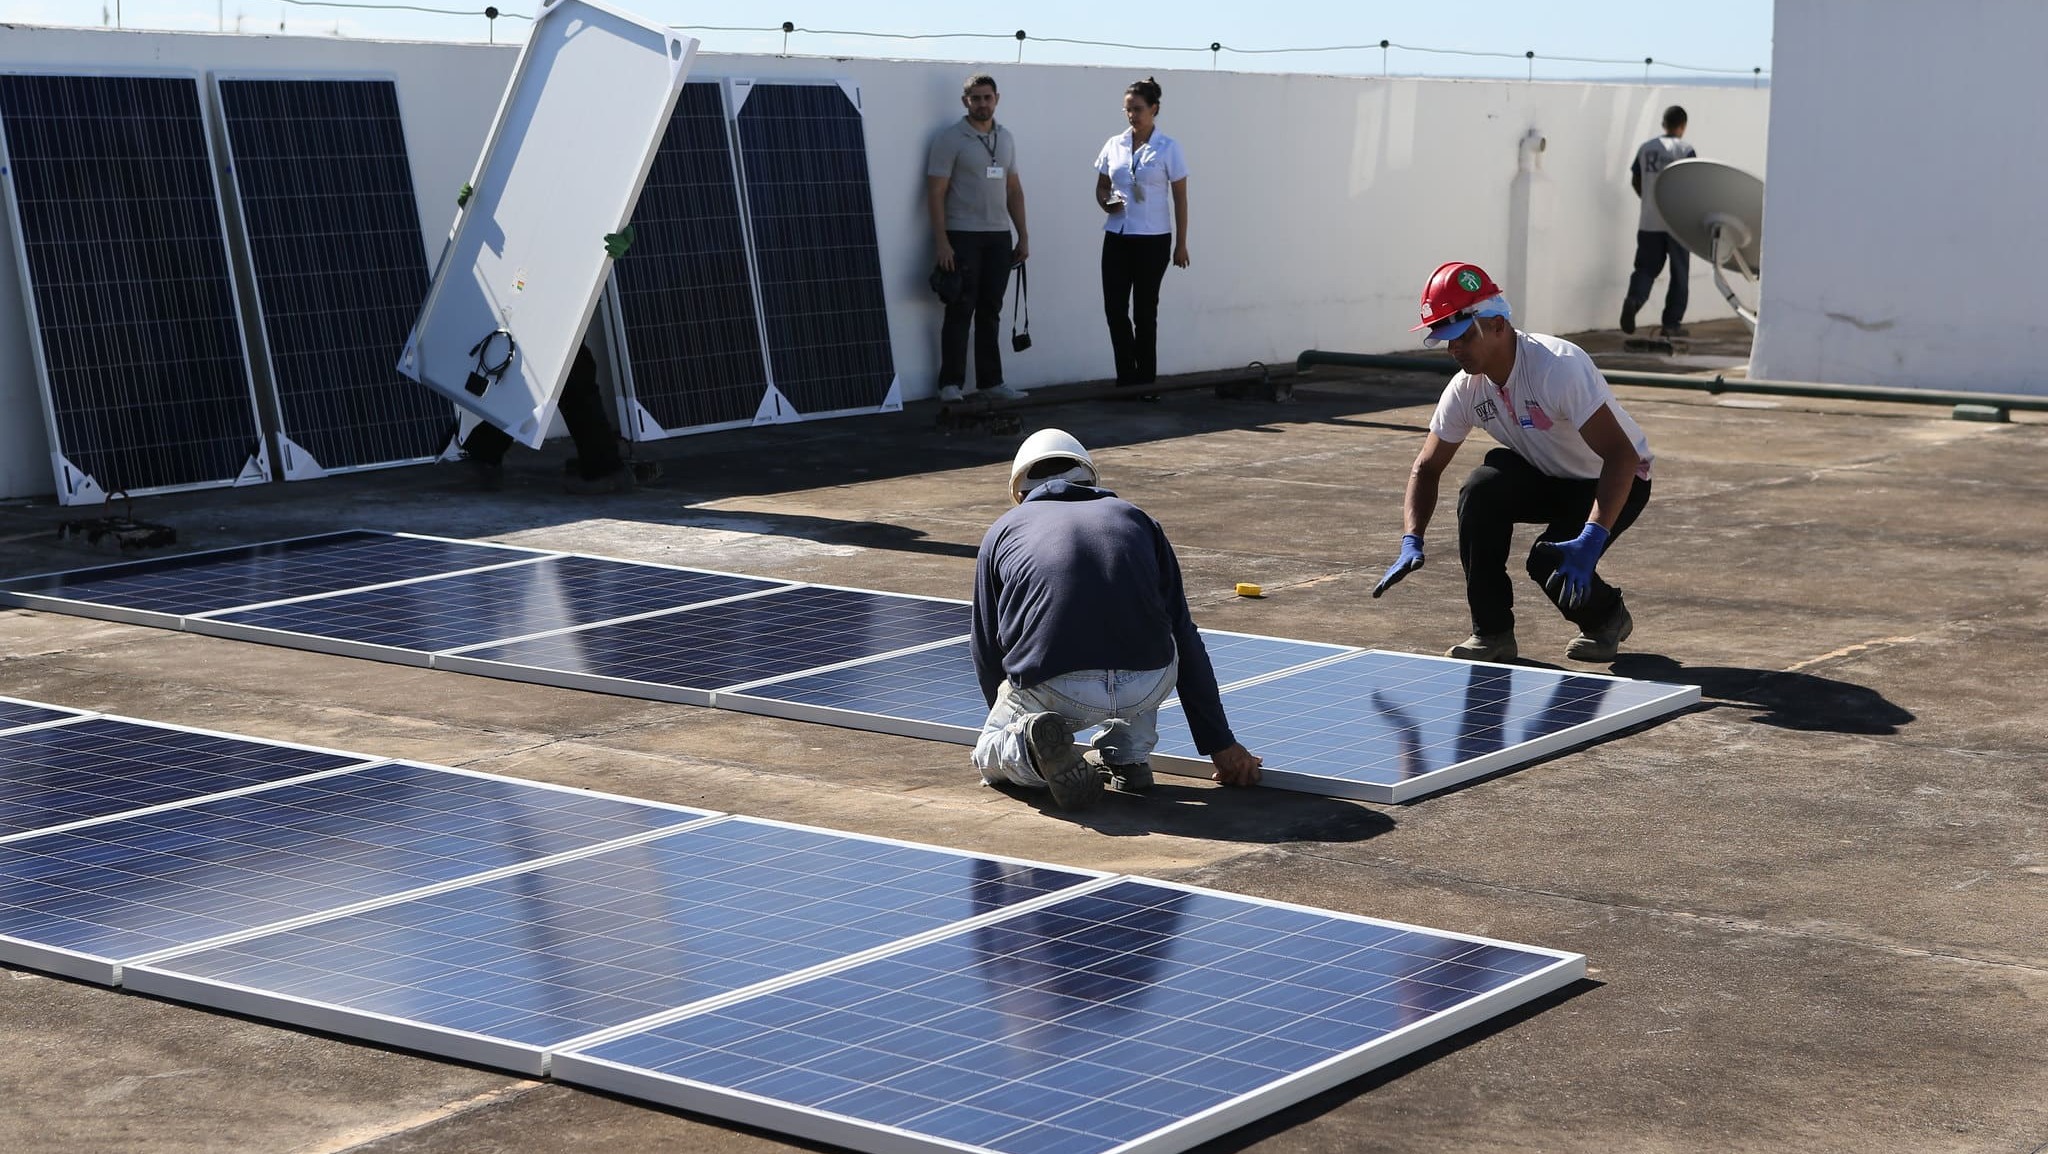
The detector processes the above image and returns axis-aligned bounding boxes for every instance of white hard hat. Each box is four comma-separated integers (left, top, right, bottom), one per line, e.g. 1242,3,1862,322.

1009,428,1097,502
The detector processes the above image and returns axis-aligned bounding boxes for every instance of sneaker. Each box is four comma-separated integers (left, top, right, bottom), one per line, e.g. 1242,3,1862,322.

938,384,965,403
1087,750,1153,793
561,466,634,495
1566,603,1634,662
978,383,1025,401
1023,712,1097,809
464,456,504,492
1619,298,1641,335
1446,631,1518,662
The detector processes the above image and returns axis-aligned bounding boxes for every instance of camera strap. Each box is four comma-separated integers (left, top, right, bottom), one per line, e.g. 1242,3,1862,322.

1011,260,1029,338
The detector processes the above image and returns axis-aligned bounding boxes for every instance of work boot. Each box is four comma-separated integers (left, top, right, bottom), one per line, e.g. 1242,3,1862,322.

1619,298,1641,334
1446,631,1518,662
1658,324,1691,338
1086,749,1153,793
562,466,634,495
1566,603,1635,662
1023,712,1096,809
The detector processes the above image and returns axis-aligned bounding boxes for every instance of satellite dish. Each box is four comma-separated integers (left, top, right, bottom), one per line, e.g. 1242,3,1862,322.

1653,158,1763,330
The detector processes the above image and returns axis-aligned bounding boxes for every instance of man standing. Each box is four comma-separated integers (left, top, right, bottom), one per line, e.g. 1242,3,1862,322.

972,428,1262,809
1374,263,1654,664
1620,104,1697,338
926,74,1028,404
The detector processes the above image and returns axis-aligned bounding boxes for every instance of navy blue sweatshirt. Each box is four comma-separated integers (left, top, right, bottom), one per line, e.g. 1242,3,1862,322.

971,482,1236,755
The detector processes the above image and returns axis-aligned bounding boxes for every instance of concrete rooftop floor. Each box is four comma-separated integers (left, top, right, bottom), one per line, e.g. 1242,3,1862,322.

2,327,2044,1154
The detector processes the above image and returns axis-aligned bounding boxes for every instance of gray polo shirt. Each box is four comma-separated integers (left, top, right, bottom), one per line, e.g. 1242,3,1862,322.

927,118,1018,232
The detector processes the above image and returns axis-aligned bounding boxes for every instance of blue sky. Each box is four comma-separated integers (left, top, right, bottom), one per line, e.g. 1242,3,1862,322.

8,1,1774,82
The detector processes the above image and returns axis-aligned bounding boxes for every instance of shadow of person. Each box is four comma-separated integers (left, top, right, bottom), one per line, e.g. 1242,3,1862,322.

996,779,1395,843
1610,654,1914,735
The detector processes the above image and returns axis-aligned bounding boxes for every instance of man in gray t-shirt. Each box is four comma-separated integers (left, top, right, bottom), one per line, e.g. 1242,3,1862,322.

925,73,1030,403
1620,104,1698,338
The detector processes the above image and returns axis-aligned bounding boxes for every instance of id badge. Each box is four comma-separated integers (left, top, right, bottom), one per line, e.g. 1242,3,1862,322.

1132,182,1146,203
985,165,1005,179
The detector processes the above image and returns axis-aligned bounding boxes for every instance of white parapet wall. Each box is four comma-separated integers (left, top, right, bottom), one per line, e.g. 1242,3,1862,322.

0,25,1768,500
1752,0,2047,395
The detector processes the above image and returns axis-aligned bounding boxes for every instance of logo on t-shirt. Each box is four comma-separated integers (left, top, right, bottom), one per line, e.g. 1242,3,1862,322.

1475,398,1500,423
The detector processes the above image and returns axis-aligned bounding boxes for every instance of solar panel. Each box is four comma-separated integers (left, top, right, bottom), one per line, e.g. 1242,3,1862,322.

126,818,1102,1074
0,715,373,843
609,81,771,438
1152,649,1701,802
1188,630,1358,691
0,73,267,504
439,585,968,706
215,77,452,477
716,639,988,742
729,80,898,418
0,697,88,733
554,878,1583,1154
191,554,791,666
0,530,550,626
0,759,710,984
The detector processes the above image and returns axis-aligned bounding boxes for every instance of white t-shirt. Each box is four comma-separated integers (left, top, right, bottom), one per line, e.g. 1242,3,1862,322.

1632,134,1697,232
1093,129,1187,236
1430,331,1654,481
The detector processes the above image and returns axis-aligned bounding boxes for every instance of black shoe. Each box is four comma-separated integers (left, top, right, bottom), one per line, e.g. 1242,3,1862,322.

562,466,634,495
463,456,504,492
1087,750,1153,793
1658,324,1691,338
1619,299,1641,335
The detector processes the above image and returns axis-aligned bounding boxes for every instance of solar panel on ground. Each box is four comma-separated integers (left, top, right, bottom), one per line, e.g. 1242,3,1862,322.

0,760,710,984
0,530,551,626
439,585,969,706
0,73,266,503
0,698,88,733
0,716,373,843
1152,649,1702,802
716,638,988,742
191,554,792,666
127,818,1102,1074
729,80,898,418
554,877,1583,1154
610,81,771,438
215,77,452,477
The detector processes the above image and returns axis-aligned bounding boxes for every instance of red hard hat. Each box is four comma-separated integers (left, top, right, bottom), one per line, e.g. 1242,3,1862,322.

1410,262,1503,331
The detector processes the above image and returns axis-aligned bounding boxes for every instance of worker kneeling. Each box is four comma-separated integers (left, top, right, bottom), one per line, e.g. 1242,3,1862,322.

971,429,1262,809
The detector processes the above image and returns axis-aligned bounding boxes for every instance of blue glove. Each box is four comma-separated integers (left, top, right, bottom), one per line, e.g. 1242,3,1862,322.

1536,522,1611,610
1372,534,1425,598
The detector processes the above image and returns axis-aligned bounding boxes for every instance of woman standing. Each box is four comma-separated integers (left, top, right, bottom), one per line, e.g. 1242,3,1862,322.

1093,77,1188,389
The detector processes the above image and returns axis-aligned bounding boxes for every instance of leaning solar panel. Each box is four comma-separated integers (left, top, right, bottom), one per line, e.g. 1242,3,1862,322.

216,77,453,476
127,817,1101,1074
0,715,373,843
0,697,90,734
609,81,771,438
0,530,550,626
0,759,710,984
1151,649,1701,803
729,80,898,418
439,584,968,706
555,877,1583,1154
191,554,792,665
0,73,266,504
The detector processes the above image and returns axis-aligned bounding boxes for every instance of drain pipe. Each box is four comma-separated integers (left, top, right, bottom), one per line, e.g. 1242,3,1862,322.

1293,350,2048,417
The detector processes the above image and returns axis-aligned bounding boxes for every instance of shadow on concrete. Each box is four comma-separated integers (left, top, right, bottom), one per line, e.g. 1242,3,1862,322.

998,780,1396,844
1611,654,1915,735
1190,977,1605,1153
649,507,983,561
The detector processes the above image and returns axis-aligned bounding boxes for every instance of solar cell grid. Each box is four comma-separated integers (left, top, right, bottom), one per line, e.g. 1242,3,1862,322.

0,73,266,502
717,639,986,740
1189,630,1357,691
216,77,451,475
0,698,86,733
0,716,372,841
128,818,1100,1071
557,878,1581,1154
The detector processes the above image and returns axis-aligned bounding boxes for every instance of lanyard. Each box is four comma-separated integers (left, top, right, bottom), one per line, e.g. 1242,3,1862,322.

975,125,999,162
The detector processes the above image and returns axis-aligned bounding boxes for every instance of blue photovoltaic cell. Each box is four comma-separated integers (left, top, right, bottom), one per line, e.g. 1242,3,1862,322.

0,531,545,618
613,81,769,436
1193,631,1355,689
0,74,264,501
0,760,704,968
457,586,967,691
0,717,370,839
562,879,1572,1154
732,82,895,415
730,641,987,734
139,819,1096,1049
1155,650,1690,795
216,78,452,474
0,699,84,733
205,556,789,655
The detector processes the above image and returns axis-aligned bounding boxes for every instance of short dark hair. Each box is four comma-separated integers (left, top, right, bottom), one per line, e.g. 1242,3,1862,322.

1026,457,1082,481
1662,104,1687,131
1125,76,1162,107
963,73,998,95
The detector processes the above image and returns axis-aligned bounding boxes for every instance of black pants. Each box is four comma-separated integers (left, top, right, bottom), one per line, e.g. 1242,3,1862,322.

1101,231,1172,386
1624,230,1690,329
1457,447,1652,635
462,344,622,480
938,230,1013,389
